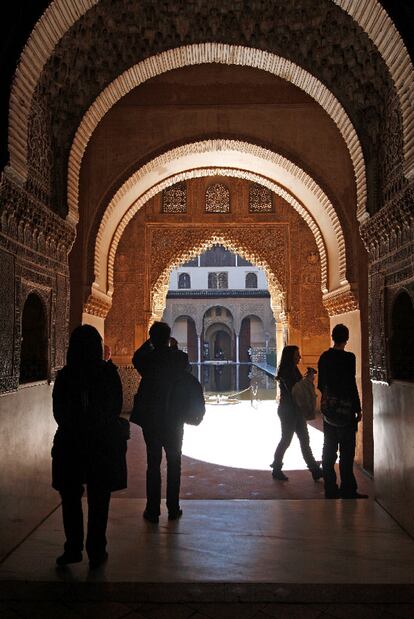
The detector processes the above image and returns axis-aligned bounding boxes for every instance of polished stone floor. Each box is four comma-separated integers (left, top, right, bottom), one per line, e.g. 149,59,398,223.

1,498,414,616
1,404,413,616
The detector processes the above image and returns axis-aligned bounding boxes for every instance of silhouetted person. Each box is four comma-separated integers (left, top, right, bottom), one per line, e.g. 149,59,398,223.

52,325,127,568
131,321,189,523
270,345,322,482
169,337,178,350
318,323,367,499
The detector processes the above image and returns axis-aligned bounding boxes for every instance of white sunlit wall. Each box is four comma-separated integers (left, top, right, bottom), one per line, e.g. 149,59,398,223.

169,265,268,290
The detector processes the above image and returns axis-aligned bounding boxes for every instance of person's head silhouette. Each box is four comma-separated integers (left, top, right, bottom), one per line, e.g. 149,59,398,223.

149,321,171,348
66,324,103,368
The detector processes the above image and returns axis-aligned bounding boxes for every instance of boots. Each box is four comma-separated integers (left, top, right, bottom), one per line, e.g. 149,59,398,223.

270,462,288,480
272,469,289,481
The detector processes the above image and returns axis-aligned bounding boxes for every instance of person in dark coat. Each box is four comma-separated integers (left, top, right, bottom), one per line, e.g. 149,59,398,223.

52,325,127,568
318,323,368,499
131,321,189,523
270,345,322,482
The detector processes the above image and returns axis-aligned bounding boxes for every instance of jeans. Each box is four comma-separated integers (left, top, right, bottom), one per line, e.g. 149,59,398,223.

322,421,357,497
272,407,319,471
143,426,184,516
60,484,111,559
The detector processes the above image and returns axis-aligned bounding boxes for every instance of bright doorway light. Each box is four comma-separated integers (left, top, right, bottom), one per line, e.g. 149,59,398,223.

182,400,324,471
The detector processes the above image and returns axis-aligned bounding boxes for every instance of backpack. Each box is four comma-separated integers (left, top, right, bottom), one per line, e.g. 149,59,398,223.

292,378,316,420
169,371,205,426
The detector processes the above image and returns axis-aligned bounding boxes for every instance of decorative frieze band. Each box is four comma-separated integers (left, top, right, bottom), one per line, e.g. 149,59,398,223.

359,185,414,259
0,173,75,264
83,293,112,319
322,285,359,316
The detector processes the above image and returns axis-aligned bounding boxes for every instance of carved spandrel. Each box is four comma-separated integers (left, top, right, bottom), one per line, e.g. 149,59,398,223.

149,226,288,300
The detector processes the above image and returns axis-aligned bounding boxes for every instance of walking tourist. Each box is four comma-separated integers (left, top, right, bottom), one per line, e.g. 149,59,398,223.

270,346,323,482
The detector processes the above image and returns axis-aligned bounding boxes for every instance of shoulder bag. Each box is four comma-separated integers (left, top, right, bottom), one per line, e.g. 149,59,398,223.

321,388,355,427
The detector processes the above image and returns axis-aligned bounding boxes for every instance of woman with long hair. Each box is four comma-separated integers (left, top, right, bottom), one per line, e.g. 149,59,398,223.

270,345,322,481
52,325,127,568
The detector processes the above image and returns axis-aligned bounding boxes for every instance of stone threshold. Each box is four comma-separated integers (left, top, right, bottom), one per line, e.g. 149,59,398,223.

1,581,414,604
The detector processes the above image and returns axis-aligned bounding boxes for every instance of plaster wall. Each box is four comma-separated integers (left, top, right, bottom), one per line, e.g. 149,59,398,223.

373,381,414,537
82,311,105,338
0,384,58,560
81,65,356,213
170,266,267,290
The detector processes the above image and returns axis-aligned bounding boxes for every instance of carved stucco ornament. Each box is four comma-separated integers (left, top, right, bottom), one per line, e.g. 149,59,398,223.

148,228,286,327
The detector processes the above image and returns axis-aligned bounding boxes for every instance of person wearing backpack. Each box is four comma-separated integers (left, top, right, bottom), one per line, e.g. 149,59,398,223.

318,323,368,499
131,322,190,523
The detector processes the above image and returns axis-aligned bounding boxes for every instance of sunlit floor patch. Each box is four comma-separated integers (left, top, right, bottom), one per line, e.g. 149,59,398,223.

182,400,324,471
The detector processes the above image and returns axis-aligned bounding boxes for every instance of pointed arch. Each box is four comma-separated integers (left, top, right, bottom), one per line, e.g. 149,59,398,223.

8,2,414,195
92,141,347,302
67,43,367,224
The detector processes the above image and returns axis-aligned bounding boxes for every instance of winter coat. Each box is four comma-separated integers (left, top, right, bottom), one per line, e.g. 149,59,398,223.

130,340,189,432
51,360,127,492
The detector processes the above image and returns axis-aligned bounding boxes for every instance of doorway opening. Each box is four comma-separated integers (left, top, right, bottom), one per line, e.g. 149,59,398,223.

19,293,48,384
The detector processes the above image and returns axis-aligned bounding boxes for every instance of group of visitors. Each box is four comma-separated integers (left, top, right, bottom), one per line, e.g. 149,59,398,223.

50,321,366,569
271,323,367,501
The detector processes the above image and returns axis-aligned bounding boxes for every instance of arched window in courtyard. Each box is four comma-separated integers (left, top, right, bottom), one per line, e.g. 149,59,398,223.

178,272,191,289
389,290,414,381
19,293,48,384
208,272,228,289
205,183,230,213
245,272,258,288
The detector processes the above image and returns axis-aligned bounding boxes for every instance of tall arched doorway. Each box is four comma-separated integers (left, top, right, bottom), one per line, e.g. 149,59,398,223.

19,293,48,384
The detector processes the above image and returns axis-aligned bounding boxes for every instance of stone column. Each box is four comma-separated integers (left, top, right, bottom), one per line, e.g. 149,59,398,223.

235,332,240,364
275,321,284,369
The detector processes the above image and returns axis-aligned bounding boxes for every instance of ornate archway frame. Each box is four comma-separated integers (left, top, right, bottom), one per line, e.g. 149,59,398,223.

8,2,414,192
150,233,285,333
67,43,367,225
90,141,348,320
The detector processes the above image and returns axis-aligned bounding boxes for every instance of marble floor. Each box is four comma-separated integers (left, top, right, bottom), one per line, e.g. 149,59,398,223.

1,498,414,601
